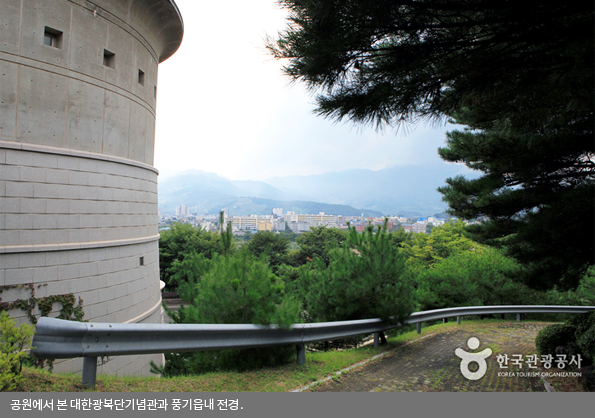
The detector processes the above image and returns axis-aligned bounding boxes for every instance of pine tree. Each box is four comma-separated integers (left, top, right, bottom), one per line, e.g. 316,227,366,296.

300,221,414,328
244,231,290,273
438,109,594,290
157,250,301,375
270,0,594,289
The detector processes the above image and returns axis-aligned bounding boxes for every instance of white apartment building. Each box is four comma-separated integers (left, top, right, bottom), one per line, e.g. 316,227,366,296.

297,212,339,228
231,215,273,232
175,205,189,217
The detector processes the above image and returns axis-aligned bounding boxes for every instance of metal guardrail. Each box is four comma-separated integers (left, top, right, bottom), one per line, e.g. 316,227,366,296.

31,305,594,388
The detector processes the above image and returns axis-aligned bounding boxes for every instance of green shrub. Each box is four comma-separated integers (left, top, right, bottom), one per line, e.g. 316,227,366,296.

576,325,595,366
567,311,595,336
0,311,35,391
155,345,296,376
570,311,595,365
535,312,595,368
535,323,577,357
154,250,300,376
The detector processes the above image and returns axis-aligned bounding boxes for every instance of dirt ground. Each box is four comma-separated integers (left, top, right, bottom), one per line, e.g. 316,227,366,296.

305,322,586,392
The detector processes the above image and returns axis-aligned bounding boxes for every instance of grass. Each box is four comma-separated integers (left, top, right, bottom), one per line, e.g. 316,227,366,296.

12,319,560,392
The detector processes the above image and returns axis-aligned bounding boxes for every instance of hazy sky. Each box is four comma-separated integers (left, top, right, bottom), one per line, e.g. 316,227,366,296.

154,0,454,181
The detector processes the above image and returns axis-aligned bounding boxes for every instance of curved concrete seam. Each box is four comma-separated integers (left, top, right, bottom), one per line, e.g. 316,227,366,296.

124,299,163,324
0,140,159,174
0,234,160,254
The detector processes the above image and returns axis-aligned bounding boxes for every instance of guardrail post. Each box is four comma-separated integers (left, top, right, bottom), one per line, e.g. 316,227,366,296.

82,356,98,389
296,344,305,365
416,323,421,334
457,316,461,325
443,318,448,323
516,313,521,322
374,332,380,347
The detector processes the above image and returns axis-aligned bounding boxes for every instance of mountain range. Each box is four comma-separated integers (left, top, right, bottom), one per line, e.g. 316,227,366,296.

158,164,480,217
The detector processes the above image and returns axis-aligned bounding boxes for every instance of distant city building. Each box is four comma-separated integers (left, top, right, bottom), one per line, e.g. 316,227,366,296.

230,215,273,232
273,218,286,231
285,212,299,223
297,212,338,228
412,223,427,233
287,221,311,233
354,222,366,233
175,205,189,217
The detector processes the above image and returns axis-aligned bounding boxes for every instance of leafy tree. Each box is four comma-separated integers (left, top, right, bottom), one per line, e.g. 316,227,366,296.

415,246,531,311
401,220,477,270
425,223,434,235
293,225,347,266
159,222,228,289
269,1,594,290
546,267,595,307
277,227,298,242
241,231,254,242
244,231,290,273
387,227,413,248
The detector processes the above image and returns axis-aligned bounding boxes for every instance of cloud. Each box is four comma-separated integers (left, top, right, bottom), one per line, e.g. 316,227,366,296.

154,0,454,181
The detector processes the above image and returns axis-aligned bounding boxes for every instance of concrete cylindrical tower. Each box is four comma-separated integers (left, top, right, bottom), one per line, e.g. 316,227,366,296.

0,0,183,376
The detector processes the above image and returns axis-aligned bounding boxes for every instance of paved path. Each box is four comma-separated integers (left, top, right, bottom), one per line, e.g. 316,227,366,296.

307,322,550,392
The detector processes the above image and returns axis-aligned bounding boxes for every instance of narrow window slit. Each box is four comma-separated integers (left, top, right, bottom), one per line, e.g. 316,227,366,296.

103,49,115,68
44,27,63,49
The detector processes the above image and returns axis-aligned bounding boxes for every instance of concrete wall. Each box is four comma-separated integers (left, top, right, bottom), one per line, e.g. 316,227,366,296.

0,0,184,163
0,0,183,376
